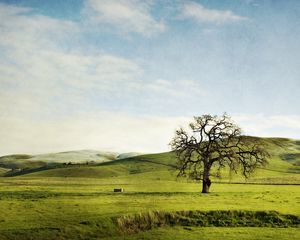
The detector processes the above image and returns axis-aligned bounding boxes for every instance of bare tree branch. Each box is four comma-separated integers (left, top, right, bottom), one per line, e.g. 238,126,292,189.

170,113,269,193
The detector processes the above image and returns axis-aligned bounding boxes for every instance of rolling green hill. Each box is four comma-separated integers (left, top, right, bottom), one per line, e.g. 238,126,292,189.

0,150,143,177
0,137,300,183
2,137,298,184
0,149,174,178
0,150,117,168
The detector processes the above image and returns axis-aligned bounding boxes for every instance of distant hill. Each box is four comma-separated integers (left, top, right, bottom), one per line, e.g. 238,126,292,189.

0,150,142,176
1,137,299,183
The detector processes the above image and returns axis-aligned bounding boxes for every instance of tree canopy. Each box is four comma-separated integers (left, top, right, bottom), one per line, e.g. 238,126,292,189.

170,114,269,193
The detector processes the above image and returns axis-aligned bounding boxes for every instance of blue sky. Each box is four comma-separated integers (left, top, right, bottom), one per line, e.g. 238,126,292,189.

0,0,300,155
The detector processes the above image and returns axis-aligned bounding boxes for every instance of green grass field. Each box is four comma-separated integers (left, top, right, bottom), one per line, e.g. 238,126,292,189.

0,137,299,239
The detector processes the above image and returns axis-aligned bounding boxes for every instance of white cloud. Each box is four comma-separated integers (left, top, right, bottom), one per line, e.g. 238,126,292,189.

0,4,79,51
234,114,300,139
84,0,165,37
0,3,206,119
0,3,30,16
0,2,208,156
0,3,143,116
181,1,248,24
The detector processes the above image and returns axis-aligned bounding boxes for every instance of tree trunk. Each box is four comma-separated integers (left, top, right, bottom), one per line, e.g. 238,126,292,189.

202,178,211,193
202,167,211,193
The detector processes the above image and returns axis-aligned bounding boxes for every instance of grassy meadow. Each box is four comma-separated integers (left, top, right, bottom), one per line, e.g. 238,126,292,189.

0,137,299,239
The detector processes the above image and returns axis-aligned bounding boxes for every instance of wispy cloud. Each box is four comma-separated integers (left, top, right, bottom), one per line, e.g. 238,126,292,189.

84,0,165,37
0,2,204,122
181,1,248,24
234,114,300,139
0,2,29,16
0,3,143,116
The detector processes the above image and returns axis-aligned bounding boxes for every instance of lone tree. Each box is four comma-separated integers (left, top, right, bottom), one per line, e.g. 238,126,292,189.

170,114,269,193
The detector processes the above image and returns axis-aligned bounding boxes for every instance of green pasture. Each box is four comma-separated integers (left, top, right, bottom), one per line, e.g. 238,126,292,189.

0,176,299,239
110,227,300,240
0,137,299,239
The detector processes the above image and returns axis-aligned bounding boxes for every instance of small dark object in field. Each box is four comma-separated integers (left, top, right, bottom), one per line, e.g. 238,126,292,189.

114,188,124,192
183,227,192,231
79,221,90,225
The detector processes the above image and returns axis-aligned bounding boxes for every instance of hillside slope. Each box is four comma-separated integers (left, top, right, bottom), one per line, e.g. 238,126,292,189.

1,137,300,183
0,150,138,176
94,137,300,183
